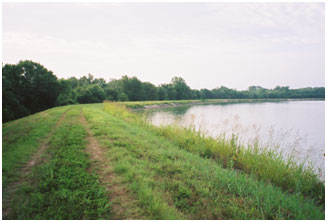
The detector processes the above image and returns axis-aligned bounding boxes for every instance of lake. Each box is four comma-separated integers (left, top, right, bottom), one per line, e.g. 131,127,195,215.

139,100,325,178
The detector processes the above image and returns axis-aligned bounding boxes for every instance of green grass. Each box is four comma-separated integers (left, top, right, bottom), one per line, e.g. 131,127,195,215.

104,102,325,206
2,106,69,190
117,99,202,108
116,98,323,109
3,102,325,219
4,107,111,219
152,125,325,205
95,103,323,219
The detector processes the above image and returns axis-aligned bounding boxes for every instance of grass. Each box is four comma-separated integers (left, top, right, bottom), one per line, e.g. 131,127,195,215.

4,107,111,219
152,125,325,205
100,102,324,219
104,101,325,207
2,106,68,190
116,98,324,109
117,99,202,109
2,102,325,219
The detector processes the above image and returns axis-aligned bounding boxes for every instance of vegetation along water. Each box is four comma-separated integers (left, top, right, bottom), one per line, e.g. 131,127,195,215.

2,60,324,123
3,2,325,220
139,100,325,178
2,101,325,220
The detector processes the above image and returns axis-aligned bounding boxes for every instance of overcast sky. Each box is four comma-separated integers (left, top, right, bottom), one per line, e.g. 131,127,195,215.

2,2,325,90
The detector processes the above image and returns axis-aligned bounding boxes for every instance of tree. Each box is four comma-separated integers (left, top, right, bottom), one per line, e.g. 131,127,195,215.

143,82,158,101
75,85,106,104
2,60,325,122
67,77,79,89
121,76,146,101
56,79,76,105
161,83,177,100
200,89,213,100
117,92,128,101
2,63,28,122
87,73,94,84
2,60,60,122
158,86,169,100
78,76,89,87
170,77,192,100
191,89,201,99
93,78,107,88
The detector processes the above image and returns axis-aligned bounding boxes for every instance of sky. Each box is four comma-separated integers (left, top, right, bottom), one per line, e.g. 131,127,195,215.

2,2,325,90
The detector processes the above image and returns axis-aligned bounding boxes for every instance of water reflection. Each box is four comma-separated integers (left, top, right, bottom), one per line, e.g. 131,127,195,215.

139,104,192,116
139,101,325,179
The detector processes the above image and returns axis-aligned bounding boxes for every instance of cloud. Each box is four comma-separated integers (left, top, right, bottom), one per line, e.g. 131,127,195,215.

3,32,108,56
202,3,324,45
2,2,324,89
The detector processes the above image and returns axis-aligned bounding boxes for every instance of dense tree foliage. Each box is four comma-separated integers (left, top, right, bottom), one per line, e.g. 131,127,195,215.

3,61,60,122
2,60,325,122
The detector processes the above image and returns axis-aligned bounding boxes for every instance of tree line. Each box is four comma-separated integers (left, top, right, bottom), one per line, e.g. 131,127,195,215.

3,60,325,122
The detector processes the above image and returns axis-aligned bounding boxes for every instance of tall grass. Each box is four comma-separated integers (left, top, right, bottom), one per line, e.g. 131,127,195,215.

115,99,201,109
154,125,324,205
92,103,324,219
104,101,324,206
117,98,321,109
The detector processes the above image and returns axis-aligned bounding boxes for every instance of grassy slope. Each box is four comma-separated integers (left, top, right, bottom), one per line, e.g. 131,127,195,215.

107,101,325,205
2,103,325,219
2,106,68,190
87,103,324,219
152,125,325,204
3,106,110,219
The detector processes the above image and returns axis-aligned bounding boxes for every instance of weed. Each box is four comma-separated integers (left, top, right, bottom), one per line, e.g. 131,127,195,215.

89,103,324,219
104,102,325,206
3,102,324,220
6,108,111,219
2,106,68,190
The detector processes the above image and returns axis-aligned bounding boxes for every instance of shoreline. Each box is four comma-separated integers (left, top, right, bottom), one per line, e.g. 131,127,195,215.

121,98,324,110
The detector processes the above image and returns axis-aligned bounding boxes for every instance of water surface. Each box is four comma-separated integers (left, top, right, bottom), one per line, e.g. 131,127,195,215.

140,100,325,178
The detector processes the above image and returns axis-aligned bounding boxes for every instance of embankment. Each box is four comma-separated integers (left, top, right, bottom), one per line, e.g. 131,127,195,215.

2,102,325,219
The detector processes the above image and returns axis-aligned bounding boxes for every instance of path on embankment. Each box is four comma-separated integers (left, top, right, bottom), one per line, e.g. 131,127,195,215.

2,104,325,220
2,108,69,218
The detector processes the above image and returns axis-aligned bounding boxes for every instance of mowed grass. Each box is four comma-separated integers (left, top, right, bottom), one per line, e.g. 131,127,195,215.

2,105,69,190
3,102,325,219
84,103,324,219
4,107,111,219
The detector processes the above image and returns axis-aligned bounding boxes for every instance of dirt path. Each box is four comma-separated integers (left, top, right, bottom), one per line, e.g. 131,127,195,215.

79,111,145,219
2,110,69,219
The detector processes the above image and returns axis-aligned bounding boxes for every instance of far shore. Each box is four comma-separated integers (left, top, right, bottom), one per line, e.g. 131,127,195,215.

117,98,325,110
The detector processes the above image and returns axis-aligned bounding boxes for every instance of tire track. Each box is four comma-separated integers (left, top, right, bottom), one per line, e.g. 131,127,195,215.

2,109,70,219
79,111,145,219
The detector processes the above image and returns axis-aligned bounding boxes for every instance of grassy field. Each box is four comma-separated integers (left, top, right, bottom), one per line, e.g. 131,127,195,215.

2,102,325,219
3,106,67,190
